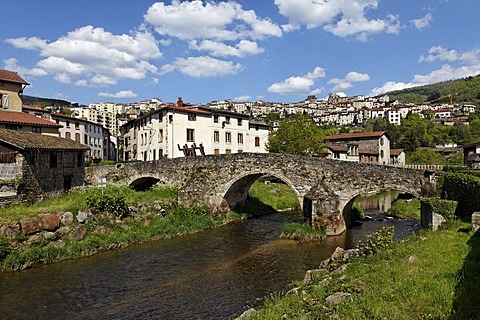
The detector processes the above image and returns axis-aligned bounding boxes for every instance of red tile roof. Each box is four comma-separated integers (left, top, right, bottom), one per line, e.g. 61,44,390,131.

359,149,378,155
327,144,348,152
0,111,61,127
326,131,386,141
390,149,404,156
0,69,29,85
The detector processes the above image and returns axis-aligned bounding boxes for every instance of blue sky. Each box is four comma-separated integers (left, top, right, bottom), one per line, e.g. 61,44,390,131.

2,0,480,105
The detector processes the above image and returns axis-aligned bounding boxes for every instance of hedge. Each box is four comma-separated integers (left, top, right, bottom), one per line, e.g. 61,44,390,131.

439,172,480,217
420,198,458,220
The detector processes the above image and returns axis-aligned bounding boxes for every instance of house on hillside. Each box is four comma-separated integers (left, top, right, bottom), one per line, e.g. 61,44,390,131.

461,141,480,168
390,149,406,165
0,69,29,112
326,131,392,165
0,128,89,200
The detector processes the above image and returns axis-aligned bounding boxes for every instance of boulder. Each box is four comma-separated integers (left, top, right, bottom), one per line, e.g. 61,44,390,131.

94,225,111,235
55,226,70,236
76,211,93,224
472,212,480,231
236,308,256,320
331,247,345,261
61,212,74,226
304,268,329,284
40,214,61,231
325,292,352,305
68,225,87,241
21,219,41,235
0,225,20,239
26,234,41,245
43,231,57,241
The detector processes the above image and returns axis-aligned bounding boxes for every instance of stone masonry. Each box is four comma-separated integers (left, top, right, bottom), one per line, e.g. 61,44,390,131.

86,153,429,235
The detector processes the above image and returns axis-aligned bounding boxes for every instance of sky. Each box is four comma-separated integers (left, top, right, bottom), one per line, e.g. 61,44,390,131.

2,0,480,106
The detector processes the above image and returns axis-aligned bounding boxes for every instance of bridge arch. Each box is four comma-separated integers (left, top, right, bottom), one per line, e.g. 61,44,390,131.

129,176,162,191
339,187,420,232
219,171,304,213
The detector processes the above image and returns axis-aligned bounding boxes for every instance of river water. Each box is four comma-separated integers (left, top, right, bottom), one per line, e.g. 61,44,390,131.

0,193,417,319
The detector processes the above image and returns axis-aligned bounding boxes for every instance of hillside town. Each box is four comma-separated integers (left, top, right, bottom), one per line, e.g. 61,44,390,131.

1,68,479,173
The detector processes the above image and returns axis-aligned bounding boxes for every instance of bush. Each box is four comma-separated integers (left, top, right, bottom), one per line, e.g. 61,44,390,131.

387,200,420,219
86,189,130,218
0,237,11,261
356,226,394,255
421,198,458,220
440,172,480,217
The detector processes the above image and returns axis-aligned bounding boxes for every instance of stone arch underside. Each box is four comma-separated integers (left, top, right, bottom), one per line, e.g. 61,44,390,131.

219,172,304,213
129,176,162,191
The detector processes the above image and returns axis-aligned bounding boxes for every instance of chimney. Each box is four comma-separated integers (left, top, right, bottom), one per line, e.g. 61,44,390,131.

177,97,183,108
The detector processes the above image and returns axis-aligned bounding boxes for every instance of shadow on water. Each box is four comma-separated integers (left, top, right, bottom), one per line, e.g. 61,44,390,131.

449,228,480,319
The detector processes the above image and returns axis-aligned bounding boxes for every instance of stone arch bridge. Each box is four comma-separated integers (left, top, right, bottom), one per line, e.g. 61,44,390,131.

86,153,432,235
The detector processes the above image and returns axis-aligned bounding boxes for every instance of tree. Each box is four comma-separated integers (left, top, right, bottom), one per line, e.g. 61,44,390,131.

266,114,326,157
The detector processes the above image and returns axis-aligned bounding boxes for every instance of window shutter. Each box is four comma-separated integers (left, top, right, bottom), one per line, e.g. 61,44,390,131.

3,94,8,109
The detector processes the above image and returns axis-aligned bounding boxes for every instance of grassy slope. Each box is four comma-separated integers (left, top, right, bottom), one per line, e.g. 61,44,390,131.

252,222,480,319
248,181,300,211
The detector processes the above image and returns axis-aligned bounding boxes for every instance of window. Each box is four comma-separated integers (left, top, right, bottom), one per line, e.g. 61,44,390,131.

238,133,243,144
187,128,195,142
65,132,71,140
159,149,163,157
50,152,58,168
1,94,8,109
225,116,230,124
153,149,156,160
237,118,242,126
380,137,384,146
238,149,243,153
5,125,17,130
214,131,220,143
66,121,70,128
159,129,163,143
32,127,42,134
214,115,219,123
75,133,80,142
214,149,220,155
77,152,84,167
255,137,260,147
226,149,231,154
75,122,80,129
225,132,231,143
188,113,196,121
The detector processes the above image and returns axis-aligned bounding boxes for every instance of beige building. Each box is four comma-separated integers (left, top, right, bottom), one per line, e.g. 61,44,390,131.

71,102,117,136
326,131,395,165
121,98,270,160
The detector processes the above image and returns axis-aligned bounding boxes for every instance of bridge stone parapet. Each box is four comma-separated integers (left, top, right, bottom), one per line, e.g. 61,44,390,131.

86,153,430,235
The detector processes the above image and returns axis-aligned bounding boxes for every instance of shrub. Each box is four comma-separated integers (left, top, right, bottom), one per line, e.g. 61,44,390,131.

440,172,480,217
387,200,420,219
356,226,394,255
0,236,11,261
86,189,130,218
421,198,458,220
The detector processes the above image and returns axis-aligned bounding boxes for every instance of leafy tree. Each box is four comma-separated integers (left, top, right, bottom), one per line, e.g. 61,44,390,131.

266,114,326,156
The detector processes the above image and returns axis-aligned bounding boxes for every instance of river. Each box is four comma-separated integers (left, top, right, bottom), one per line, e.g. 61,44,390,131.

0,192,417,319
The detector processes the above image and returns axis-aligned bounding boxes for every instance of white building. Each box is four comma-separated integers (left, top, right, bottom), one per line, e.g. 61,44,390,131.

121,98,270,160
71,102,118,136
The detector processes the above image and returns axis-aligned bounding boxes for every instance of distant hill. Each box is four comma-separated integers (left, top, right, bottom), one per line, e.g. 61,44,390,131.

385,74,480,105
22,95,81,108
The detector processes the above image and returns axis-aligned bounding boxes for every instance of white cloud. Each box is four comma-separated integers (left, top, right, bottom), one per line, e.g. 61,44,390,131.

268,67,326,95
144,1,282,41
328,71,370,91
3,58,48,78
370,46,480,96
189,39,263,58
98,90,137,99
161,56,242,78
5,25,161,87
274,0,401,40
234,95,252,101
411,12,433,30
143,1,280,62
5,37,47,50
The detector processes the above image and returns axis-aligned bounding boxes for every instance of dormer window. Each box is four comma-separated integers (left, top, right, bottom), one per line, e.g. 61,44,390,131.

188,113,196,121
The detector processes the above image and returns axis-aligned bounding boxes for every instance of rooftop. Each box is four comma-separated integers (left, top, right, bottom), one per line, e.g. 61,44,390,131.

326,131,386,141
0,69,29,85
0,128,89,151
0,111,61,128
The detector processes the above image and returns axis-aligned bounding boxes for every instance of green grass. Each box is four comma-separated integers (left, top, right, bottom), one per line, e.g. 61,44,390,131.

248,181,300,211
387,199,420,219
251,221,480,319
0,185,179,224
280,222,326,241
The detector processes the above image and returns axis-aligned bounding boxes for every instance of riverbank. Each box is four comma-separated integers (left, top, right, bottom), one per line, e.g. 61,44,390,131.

0,185,245,271
244,221,480,319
